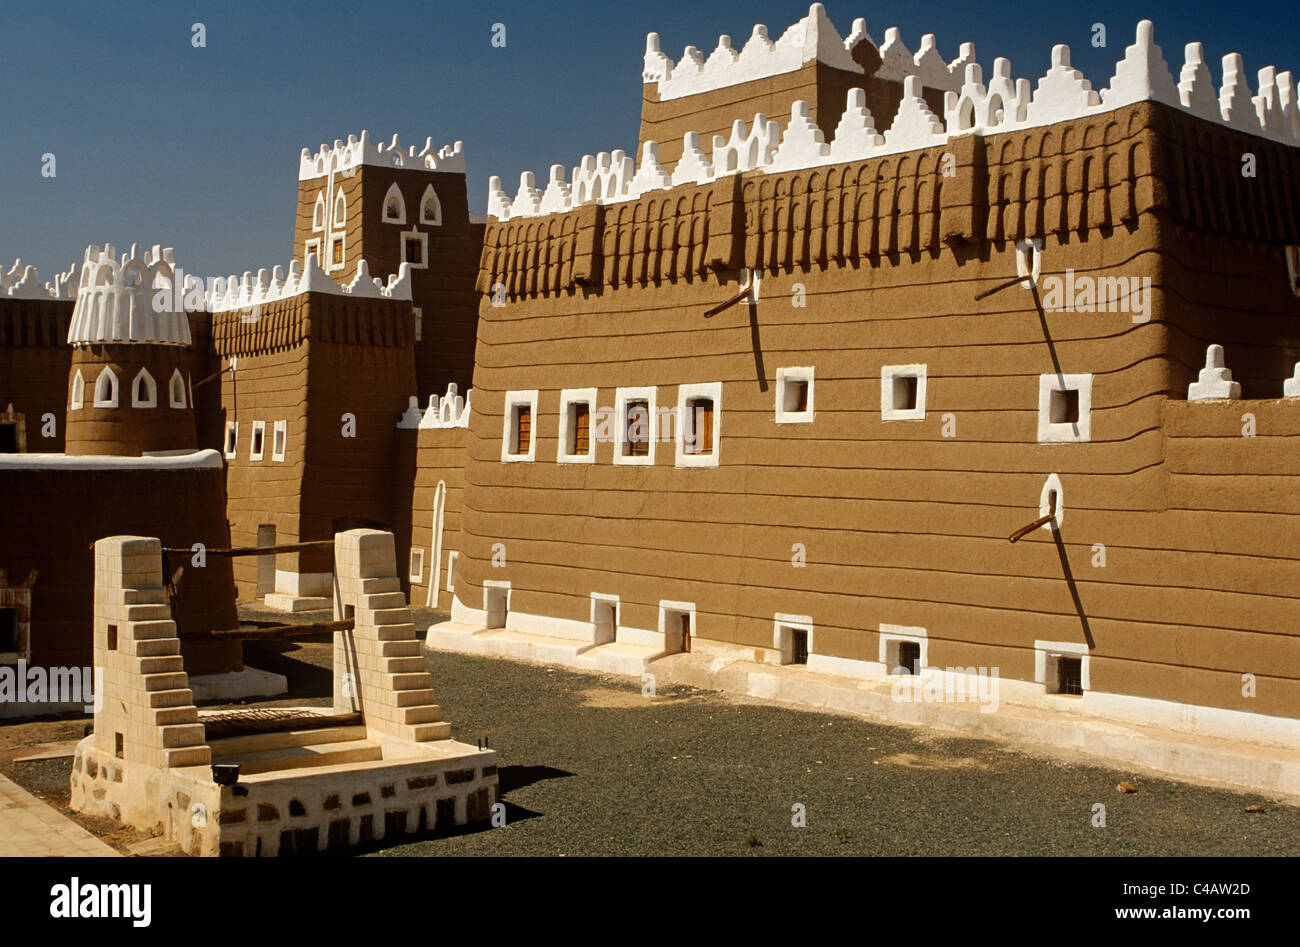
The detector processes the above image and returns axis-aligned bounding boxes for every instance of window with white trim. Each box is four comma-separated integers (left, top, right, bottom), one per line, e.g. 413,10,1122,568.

168,369,187,408
409,547,425,584
131,368,157,408
774,614,814,665
249,421,266,461
272,420,287,462
70,370,85,410
881,364,927,421
775,367,814,423
224,421,238,459
557,388,597,464
420,185,442,226
333,188,346,228
501,390,538,462
312,192,325,231
329,235,345,271
304,238,321,265
1037,373,1092,443
382,183,406,224
401,229,428,268
879,624,927,675
1036,640,1089,696
445,550,458,592
93,367,119,408
615,387,656,466
675,382,721,467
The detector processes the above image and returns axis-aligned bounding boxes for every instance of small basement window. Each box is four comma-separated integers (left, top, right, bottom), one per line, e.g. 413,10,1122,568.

791,629,808,665
881,365,927,421
896,641,921,676
1037,640,1089,695
1057,656,1083,696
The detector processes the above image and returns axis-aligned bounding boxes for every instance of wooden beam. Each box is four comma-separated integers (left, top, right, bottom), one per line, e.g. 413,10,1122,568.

161,540,335,558
208,618,353,639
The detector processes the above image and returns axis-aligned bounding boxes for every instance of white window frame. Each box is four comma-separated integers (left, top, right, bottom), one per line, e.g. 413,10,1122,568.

879,623,928,675
419,184,443,226
93,367,119,408
312,192,325,231
773,613,814,665
304,238,322,265
590,592,620,644
1035,639,1090,694
70,370,85,410
615,386,657,466
501,389,539,463
658,600,696,653
400,228,428,269
130,368,157,408
881,364,927,421
382,183,406,224
775,367,815,424
333,187,347,228
409,546,425,584
445,550,459,592
328,234,346,272
1037,373,1092,443
557,387,597,464
484,580,511,629
675,382,721,467
224,421,238,459
168,368,187,408
272,420,287,462
249,420,266,462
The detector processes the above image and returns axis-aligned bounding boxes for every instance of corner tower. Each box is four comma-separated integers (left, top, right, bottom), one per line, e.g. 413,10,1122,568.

292,133,483,397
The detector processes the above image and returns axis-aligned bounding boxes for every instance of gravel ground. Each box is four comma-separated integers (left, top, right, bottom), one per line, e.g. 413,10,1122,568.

7,620,1297,857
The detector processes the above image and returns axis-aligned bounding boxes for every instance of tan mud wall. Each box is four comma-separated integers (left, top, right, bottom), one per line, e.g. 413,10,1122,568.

0,299,73,453
64,344,198,456
460,99,1300,720
391,426,468,614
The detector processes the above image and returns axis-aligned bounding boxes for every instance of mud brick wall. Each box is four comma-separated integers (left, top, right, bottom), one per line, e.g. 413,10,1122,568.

0,465,240,675
391,425,469,614
64,343,198,456
460,98,1300,720
0,298,74,453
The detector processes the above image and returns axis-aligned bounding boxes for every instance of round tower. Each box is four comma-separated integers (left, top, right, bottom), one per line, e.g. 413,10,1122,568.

64,243,199,456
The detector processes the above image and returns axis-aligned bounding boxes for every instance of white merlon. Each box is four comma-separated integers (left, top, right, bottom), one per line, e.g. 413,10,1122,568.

1284,363,1300,398
2,258,78,300
490,20,1298,222
397,383,472,430
643,4,862,101
1187,344,1242,401
205,255,412,313
67,244,192,346
298,131,465,181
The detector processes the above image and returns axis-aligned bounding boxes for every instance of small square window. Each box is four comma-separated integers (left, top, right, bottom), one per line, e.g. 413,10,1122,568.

409,547,425,584
881,365,927,421
1036,640,1089,695
330,237,345,268
880,624,927,675
250,421,266,461
775,368,815,424
224,422,238,459
401,230,428,269
896,641,921,675
501,390,538,462
304,239,321,264
1038,373,1092,443
1057,656,1083,696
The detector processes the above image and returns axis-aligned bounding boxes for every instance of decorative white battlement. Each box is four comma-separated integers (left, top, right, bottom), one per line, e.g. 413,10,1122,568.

493,20,1299,222
643,4,865,101
1188,344,1242,401
67,244,193,346
205,255,412,313
299,131,466,181
397,383,472,430
2,258,78,300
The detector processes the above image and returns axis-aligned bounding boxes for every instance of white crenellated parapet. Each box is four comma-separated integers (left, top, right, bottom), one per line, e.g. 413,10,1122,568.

644,4,863,101
1188,344,1242,401
66,244,193,346
396,383,472,429
298,131,466,181
2,258,78,300
205,255,412,314
1284,363,1300,398
876,28,976,93
490,20,1298,222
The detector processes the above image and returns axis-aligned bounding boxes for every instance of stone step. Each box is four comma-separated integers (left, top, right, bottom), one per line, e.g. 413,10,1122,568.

151,706,199,726
139,655,185,675
208,724,368,759
130,619,179,641
143,671,189,692
160,723,206,748
147,688,195,709
378,639,421,658
375,623,418,641
370,607,411,626
132,637,180,658
124,604,173,621
263,593,332,613
397,705,442,725
393,688,437,707
362,592,407,610
382,656,427,674
386,672,433,691
409,722,452,742
360,577,401,595
164,745,211,768
229,738,383,776
109,589,167,606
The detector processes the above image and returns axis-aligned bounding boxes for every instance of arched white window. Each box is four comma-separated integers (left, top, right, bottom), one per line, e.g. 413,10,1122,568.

333,188,346,228
382,183,406,224
419,184,442,226
169,368,187,408
131,368,157,407
93,367,119,408
70,370,85,410
312,192,325,231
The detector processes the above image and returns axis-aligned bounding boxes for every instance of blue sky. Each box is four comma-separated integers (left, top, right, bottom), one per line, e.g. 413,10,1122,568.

1,0,1295,280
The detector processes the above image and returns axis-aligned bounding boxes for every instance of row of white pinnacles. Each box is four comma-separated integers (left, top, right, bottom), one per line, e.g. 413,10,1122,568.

488,16,1300,222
